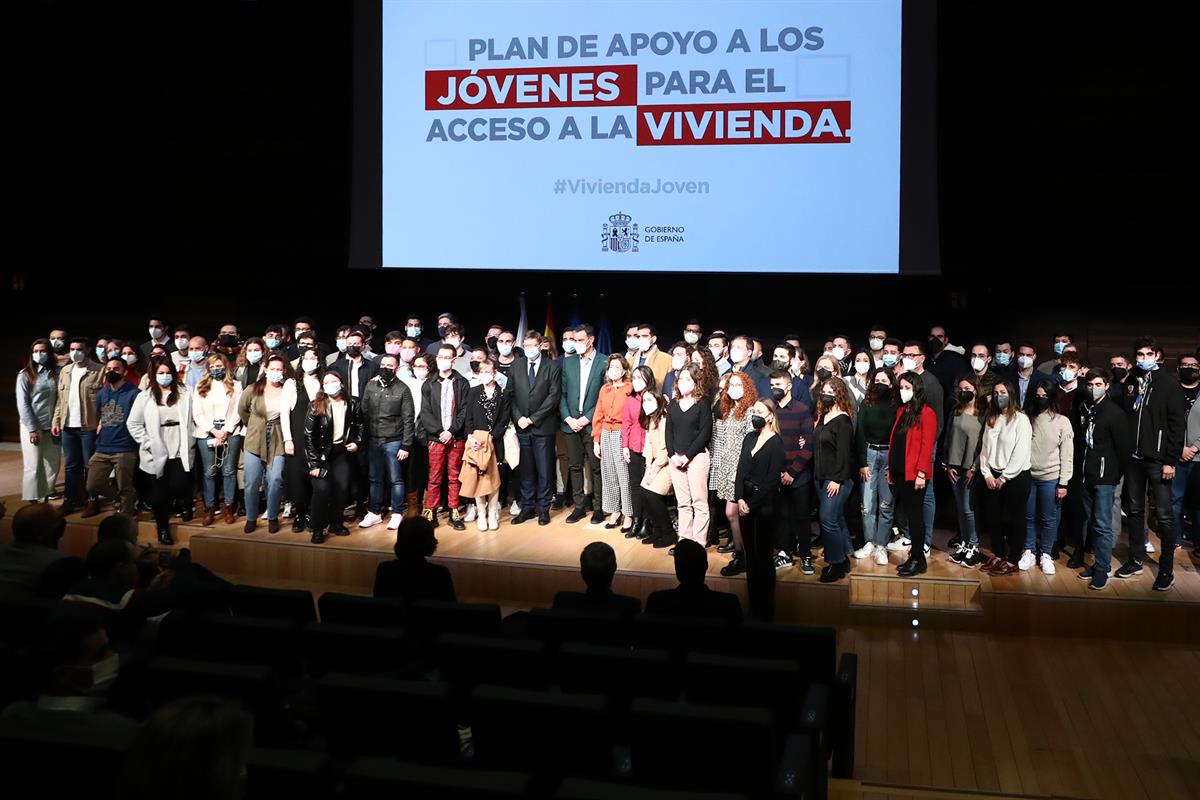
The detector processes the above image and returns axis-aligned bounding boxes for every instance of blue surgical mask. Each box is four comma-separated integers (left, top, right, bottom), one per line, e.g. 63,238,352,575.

405,326,421,338
32,352,49,365
264,337,280,350
881,354,898,368
335,338,348,353
562,340,577,355
497,343,513,357
106,351,119,361
626,337,640,351
1137,358,1158,372
155,373,174,387
95,346,105,360
189,350,206,363
322,381,342,396
245,350,263,365
1059,368,1076,384
523,345,540,361
1054,341,1068,355
266,370,284,384
994,352,1012,367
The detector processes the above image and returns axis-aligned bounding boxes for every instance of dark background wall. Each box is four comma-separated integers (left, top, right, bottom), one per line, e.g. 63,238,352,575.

4,1,1196,438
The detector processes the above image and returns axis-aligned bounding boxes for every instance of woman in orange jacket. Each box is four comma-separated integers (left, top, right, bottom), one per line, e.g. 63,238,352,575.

593,354,634,533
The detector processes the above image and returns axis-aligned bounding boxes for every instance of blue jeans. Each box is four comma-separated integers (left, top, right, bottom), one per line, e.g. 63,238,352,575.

860,448,894,546
1172,459,1197,540
1025,478,1061,556
1081,483,1116,576
951,470,978,546
62,426,97,503
195,435,242,508
244,452,285,521
819,479,853,564
368,439,408,515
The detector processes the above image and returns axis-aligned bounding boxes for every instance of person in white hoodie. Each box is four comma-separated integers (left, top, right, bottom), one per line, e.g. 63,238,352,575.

977,381,1033,576
127,360,195,546
191,353,242,526
1021,384,1074,574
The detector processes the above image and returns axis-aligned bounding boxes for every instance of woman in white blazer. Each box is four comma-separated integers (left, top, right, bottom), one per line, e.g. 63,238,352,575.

128,360,195,545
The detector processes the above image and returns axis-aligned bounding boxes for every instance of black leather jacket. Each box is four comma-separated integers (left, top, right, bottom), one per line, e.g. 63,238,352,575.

304,397,363,471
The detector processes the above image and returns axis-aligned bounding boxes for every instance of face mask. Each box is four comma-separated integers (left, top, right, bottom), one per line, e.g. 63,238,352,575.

608,367,624,381
562,340,577,355
1060,368,1077,384
70,350,86,363
677,380,694,396
149,327,163,340
1017,355,1034,370
1137,358,1158,372
995,352,1012,367
189,350,206,363
219,333,238,348
384,343,401,356
729,347,747,364
630,377,647,393
671,355,686,371
406,325,421,338
1054,341,1068,355
820,392,835,405
264,337,280,350
902,357,918,372
479,371,496,385
266,370,284,384
767,387,784,403
245,350,263,365
971,357,987,372
636,338,651,352
469,361,482,374
335,338,348,353
882,354,898,368
523,346,540,361
709,346,724,361
900,387,914,403
625,337,639,351
209,368,226,380
436,357,453,372
106,351,120,362
437,324,449,338
683,331,700,345
105,370,123,384
378,367,396,382
831,346,846,361
445,338,462,349
1110,366,1128,381
175,337,190,351
642,400,658,415
1090,386,1106,402
927,336,945,354
299,357,319,374
958,390,975,405
996,394,1010,409
95,346,106,360
750,414,766,431
816,367,833,382
1179,367,1198,384
497,343,513,357
323,382,342,396
869,337,884,351
32,352,49,365
391,347,412,364
346,345,362,358
1032,395,1051,412
854,361,870,375
156,373,174,387
50,339,66,352
871,383,890,399
485,336,499,352
727,383,744,401
414,368,429,380
771,359,789,371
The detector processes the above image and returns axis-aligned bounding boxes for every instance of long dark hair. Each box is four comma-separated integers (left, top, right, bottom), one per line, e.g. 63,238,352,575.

638,389,667,429
985,379,1021,428
252,354,291,397
894,371,927,435
631,365,656,395
149,360,181,406
23,338,56,390
863,366,898,407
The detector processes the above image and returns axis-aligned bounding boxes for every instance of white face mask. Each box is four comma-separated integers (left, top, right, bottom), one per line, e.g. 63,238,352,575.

436,357,453,372
70,350,86,363
626,337,639,351
446,338,461,349
729,347,746,364
480,371,495,385
677,379,694,396
174,337,190,351
971,357,987,372
637,338,652,352
671,355,686,371
854,361,870,375
302,359,319,374
149,327,164,340
156,372,174,387
1017,355,1034,370
869,337,884,351
607,367,624,382
632,377,647,393
323,381,342,396
727,383,744,400
122,353,137,365
413,368,429,380
831,346,846,361
266,370,284,384
523,345,540,360
900,387,914,403
902,357,918,372
709,346,723,361
245,350,263,365
683,331,700,345
642,400,658,415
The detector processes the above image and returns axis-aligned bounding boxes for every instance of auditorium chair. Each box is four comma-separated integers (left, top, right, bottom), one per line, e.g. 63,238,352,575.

316,674,460,763
734,620,836,686
229,584,317,624
302,621,417,678
631,613,733,659
556,778,749,800
343,759,532,799
0,597,60,647
682,652,804,729
0,726,132,800
408,600,502,643
527,606,631,648
316,591,406,627
245,748,334,800
157,612,302,676
436,632,553,696
556,642,678,708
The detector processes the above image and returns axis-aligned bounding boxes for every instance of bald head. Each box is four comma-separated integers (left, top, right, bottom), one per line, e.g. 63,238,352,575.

12,504,66,548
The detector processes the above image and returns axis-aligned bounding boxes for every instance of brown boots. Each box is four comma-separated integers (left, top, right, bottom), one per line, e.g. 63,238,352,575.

222,503,237,524
404,491,420,519
201,504,215,526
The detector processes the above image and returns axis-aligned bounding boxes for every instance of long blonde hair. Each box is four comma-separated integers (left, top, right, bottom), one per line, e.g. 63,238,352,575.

756,397,782,435
197,353,235,397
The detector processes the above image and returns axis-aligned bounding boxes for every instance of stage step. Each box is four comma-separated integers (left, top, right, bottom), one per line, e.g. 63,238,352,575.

848,573,983,614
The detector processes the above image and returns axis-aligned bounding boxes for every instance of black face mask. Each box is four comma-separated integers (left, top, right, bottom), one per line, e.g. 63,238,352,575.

958,390,975,405
871,384,890,400
750,414,766,431
485,336,498,353
771,359,788,371
469,361,482,374
218,334,238,348
821,393,836,405
1180,367,1198,384
816,367,833,382
1110,367,1128,382
345,346,362,358
927,336,945,355
1032,395,1052,412
771,387,786,402
51,340,66,353
210,368,226,380
377,367,395,382
105,370,124,384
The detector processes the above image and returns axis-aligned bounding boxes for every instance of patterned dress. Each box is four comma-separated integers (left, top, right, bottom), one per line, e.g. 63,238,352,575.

709,412,753,501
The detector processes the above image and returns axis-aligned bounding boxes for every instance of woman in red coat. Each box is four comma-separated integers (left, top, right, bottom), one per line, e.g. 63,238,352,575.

888,371,938,576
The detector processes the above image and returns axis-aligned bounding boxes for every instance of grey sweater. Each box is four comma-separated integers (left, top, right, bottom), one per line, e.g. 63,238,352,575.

945,412,982,470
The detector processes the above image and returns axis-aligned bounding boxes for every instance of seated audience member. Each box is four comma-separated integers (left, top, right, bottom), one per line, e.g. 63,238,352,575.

373,516,456,603
552,541,641,618
123,697,253,800
0,608,139,741
645,539,742,622
0,504,85,601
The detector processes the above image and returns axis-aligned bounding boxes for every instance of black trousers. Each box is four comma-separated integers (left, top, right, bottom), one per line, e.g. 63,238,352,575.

628,451,646,518
777,478,813,558
311,446,351,533
347,445,368,512
892,480,927,555
1125,458,1176,572
743,504,777,621
980,470,1032,563
151,458,193,530
563,427,602,510
642,489,676,544
406,442,430,506
284,451,312,519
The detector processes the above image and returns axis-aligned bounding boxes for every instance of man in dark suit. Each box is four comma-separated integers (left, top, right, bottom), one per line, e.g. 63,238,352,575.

560,323,608,524
509,331,562,526
553,542,641,617
328,330,378,518
1001,342,1055,412
645,539,742,622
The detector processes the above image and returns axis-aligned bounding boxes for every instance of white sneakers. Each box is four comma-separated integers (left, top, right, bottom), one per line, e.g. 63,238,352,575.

475,501,488,531
853,543,876,559
874,548,889,566
488,498,501,531
1039,553,1056,574
387,513,401,530
510,501,522,516
358,512,383,528
1017,549,1036,571
1145,539,1156,554
886,536,911,552
465,505,477,522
